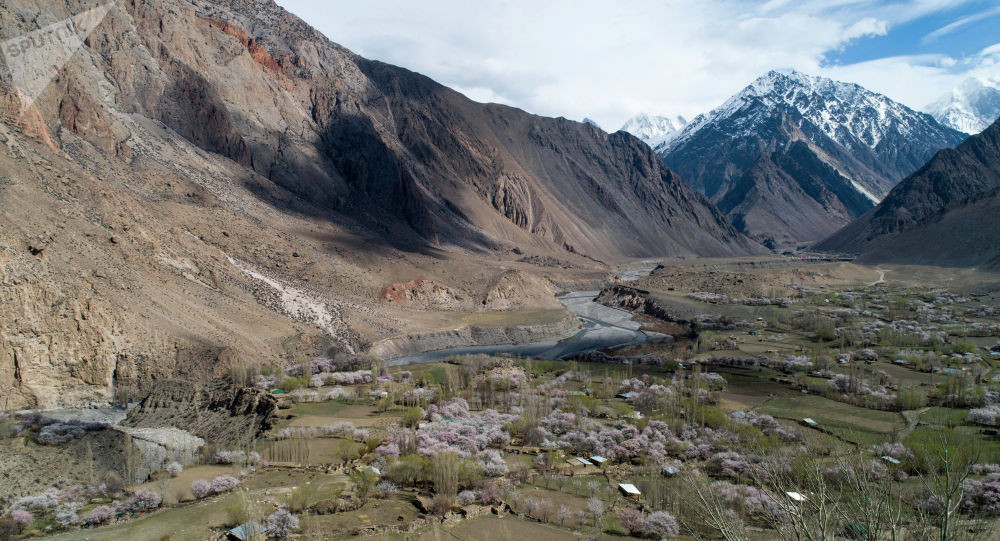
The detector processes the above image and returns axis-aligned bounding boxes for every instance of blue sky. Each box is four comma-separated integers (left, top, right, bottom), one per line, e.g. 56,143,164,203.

827,1,1000,65
275,0,1000,129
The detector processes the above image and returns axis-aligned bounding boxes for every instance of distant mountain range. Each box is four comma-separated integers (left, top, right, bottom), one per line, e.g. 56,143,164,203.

620,114,687,148
927,77,1000,135
818,116,1000,258
642,70,966,248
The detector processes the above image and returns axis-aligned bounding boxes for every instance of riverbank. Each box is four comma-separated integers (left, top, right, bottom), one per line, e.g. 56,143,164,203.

378,289,670,367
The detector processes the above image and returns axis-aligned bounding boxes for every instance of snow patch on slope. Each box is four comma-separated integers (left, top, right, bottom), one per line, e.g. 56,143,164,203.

227,255,356,354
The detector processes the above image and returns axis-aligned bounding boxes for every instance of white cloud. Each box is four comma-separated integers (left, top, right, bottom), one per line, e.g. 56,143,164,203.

274,0,995,129
922,6,1000,43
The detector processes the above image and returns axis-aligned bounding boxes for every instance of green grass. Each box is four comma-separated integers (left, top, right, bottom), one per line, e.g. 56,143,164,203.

285,400,350,418
758,394,904,445
920,407,969,426
41,491,242,541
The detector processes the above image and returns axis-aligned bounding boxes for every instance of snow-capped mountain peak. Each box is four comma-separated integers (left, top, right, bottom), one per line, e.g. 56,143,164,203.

669,69,943,153
620,113,687,147
926,77,1000,135
655,69,967,248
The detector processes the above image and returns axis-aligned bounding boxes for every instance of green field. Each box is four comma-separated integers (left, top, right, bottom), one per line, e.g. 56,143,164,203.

758,394,904,445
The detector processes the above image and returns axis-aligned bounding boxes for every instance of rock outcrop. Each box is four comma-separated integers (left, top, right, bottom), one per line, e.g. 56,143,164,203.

369,311,581,361
123,380,277,446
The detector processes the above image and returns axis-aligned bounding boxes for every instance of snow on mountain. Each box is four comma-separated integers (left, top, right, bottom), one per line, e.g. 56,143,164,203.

665,69,950,154
582,117,603,130
620,113,687,147
656,69,967,248
926,77,1000,135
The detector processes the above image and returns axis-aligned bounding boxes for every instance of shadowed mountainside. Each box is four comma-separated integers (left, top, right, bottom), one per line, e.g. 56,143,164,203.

858,186,1000,270
818,116,1000,255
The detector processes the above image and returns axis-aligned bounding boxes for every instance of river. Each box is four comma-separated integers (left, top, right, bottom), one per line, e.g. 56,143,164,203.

386,264,669,366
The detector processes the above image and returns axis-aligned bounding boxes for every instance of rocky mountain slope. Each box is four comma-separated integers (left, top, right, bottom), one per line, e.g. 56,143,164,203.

926,77,1000,135
818,116,1000,255
657,70,967,247
620,113,687,148
0,0,761,410
858,186,1000,270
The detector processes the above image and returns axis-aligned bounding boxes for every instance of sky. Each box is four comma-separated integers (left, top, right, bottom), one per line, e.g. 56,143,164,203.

274,0,1000,130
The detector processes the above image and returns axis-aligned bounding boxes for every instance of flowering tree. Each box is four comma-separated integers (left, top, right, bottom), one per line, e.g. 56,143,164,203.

128,488,162,511
53,502,82,527
83,505,114,525
456,490,476,506
376,480,398,497
166,461,183,476
10,510,33,527
619,507,644,534
478,449,509,477
587,497,603,526
210,475,239,494
190,479,211,499
642,510,680,536
265,509,299,538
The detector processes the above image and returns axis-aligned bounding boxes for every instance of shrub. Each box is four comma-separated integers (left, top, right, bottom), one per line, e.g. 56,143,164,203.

265,509,299,538
375,480,398,497
403,407,424,428
286,484,316,513
898,389,928,410
280,377,309,392
103,472,124,497
429,493,453,515
190,479,211,499
166,461,183,476
210,475,239,494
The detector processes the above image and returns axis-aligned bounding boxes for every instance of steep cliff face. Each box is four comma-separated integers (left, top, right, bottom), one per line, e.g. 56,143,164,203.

0,0,760,409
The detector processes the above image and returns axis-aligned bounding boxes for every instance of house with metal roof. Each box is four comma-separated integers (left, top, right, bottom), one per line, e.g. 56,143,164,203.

228,521,267,541
618,483,641,497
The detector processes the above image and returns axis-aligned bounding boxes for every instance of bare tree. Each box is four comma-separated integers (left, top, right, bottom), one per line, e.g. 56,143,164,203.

910,429,981,541
685,474,750,541
748,448,842,541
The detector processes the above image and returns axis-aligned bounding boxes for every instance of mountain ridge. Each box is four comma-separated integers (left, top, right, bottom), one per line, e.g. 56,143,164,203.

818,116,1000,255
656,70,966,247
